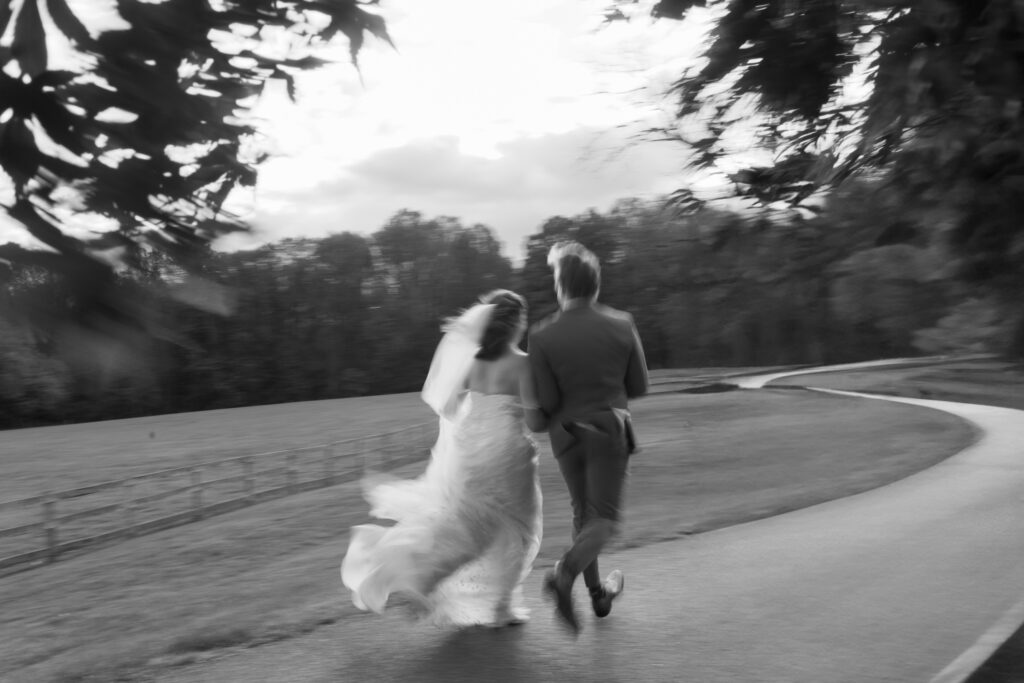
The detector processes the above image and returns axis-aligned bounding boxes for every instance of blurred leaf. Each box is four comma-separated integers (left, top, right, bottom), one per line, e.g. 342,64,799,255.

11,0,47,77
280,70,297,101
0,118,42,190
45,0,93,46
33,69,78,88
0,0,14,38
30,87,86,154
281,55,331,70
11,199,76,253
651,0,706,20
665,188,705,216
325,5,394,66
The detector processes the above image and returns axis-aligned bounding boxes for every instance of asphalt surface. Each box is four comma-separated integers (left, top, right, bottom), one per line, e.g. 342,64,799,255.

149,371,1024,683
965,620,1024,683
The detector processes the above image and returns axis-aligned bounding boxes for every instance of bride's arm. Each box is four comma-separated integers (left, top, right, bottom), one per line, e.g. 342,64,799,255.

519,357,548,432
440,374,470,420
441,390,466,420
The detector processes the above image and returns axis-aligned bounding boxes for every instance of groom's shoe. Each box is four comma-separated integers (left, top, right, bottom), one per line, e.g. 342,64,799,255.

543,561,580,635
590,570,625,618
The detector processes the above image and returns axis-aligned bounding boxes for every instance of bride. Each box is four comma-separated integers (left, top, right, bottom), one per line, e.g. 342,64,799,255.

340,290,546,627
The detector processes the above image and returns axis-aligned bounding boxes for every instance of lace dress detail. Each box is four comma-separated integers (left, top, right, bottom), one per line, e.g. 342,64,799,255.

341,392,542,627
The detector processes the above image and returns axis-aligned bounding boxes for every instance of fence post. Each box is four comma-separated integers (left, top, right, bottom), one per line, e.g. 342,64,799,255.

323,445,335,486
242,456,254,500
122,481,136,536
190,466,203,521
286,452,297,493
42,495,59,564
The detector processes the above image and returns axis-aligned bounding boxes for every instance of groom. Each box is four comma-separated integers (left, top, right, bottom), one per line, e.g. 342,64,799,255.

527,241,649,634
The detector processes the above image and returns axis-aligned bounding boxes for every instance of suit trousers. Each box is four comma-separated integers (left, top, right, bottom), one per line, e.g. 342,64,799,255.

555,416,630,589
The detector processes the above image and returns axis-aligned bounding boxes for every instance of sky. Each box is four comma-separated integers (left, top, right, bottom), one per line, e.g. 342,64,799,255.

229,0,714,263
3,0,716,264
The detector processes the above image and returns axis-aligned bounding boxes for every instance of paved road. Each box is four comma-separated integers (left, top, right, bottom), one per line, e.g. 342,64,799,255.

153,371,1024,683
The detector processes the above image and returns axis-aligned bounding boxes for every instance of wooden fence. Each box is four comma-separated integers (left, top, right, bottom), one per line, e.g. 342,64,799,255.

0,421,436,574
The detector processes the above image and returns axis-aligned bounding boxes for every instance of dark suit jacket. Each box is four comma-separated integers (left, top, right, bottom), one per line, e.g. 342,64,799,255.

527,300,649,458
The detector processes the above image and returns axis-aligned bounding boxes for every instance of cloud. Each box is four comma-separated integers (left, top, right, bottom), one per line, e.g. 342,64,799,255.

229,0,716,261
242,126,691,262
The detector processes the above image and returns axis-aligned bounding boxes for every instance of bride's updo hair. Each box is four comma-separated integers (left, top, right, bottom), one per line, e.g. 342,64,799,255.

475,289,527,361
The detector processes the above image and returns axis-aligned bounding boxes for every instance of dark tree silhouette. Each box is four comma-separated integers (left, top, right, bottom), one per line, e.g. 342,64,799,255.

634,0,1024,352
0,0,391,334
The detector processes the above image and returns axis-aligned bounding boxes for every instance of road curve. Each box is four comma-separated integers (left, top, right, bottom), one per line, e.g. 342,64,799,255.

150,365,1024,683
729,356,995,389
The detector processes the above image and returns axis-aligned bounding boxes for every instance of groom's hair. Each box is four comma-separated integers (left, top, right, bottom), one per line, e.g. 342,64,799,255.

549,241,600,301
476,289,527,361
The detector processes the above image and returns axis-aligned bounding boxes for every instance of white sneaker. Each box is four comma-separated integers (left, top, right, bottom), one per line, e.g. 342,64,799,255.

591,569,624,618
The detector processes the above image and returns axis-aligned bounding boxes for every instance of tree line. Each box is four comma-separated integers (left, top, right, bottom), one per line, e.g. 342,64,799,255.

3,0,1024,429
3,186,1018,429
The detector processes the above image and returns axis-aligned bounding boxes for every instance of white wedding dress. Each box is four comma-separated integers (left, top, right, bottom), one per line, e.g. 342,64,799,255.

341,305,543,627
